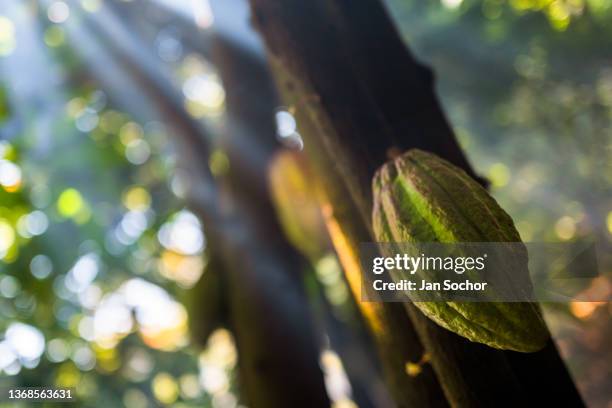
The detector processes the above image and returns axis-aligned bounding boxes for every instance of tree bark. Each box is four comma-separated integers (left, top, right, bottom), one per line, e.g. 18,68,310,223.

187,252,227,346
247,0,584,407
287,80,449,408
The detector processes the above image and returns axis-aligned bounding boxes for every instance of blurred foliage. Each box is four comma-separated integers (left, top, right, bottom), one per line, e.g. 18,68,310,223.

0,2,239,406
0,86,9,123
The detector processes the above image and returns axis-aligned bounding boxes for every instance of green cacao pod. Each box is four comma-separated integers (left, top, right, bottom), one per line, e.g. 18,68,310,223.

268,150,330,261
372,149,548,352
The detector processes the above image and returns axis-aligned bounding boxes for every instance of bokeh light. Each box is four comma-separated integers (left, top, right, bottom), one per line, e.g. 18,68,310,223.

0,159,22,191
48,1,70,24
0,16,16,56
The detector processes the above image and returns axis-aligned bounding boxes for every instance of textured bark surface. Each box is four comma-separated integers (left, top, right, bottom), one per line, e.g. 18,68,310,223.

283,78,449,407
248,0,584,406
322,183,450,408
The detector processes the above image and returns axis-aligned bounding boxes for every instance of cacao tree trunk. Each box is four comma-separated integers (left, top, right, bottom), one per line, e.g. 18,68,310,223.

291,83,449,408
247,0,584,407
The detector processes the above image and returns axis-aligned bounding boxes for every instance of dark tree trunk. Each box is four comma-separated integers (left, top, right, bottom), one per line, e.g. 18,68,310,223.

211,31,394,408
247,0,584,407
289,81,449,408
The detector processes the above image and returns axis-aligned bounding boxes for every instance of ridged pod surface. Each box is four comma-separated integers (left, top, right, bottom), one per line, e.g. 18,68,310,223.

372,149,548,352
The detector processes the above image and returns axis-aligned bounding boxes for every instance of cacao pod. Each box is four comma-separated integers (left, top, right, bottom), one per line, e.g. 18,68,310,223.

268,150,330,261
372,149,548,352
